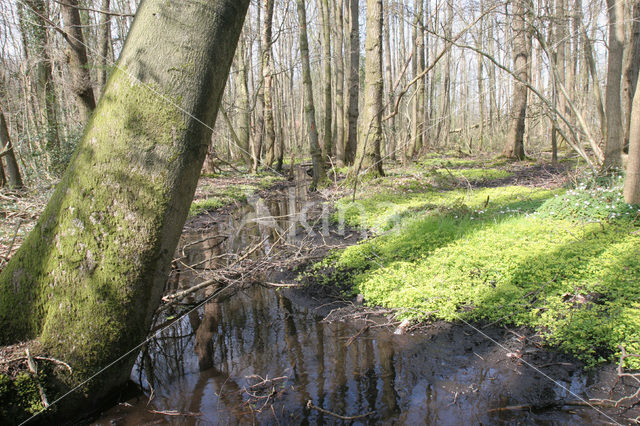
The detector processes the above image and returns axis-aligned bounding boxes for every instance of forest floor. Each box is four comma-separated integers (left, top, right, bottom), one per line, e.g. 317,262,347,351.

307,155,640,369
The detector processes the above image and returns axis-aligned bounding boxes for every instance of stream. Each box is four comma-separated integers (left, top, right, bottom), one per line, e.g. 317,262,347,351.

93,176,624,425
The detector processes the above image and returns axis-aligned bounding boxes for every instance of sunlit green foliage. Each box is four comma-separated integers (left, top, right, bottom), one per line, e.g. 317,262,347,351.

314,172,640,368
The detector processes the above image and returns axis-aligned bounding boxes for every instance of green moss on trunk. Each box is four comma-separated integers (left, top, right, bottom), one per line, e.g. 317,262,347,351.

0,0,250,418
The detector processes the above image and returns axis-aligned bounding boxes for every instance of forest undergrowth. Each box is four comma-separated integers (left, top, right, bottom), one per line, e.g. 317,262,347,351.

307,155,640,369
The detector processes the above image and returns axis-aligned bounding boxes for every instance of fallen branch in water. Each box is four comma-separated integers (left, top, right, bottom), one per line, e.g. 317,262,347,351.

262,281,303,288
148,409,202,416
345,325,370,347
488,399,617,413
306,400,375,420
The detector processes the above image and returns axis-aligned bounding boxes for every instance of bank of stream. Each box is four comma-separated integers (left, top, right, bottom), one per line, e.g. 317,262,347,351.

93,172,636,425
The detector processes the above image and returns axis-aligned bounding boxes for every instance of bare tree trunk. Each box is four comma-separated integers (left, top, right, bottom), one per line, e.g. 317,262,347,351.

98,0,114,91
334,0,346,166
487,13,498,129
20,0,60,152
353,0,384,177
0,1,249,417
253,3,265,172
296,0,327,188
436,0,452,147
602,0,625,170
624,67,640,203
582,24,606,139
0,106,24,189
344,0,359,165
262,0,276,167
383,0,396,160
502,0,531,159
410,0,425,159
234,39,253,167
319,0,333,161
60,0,97,123
623,0,640,151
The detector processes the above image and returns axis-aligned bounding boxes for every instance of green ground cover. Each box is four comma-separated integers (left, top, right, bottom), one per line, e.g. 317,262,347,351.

188,172,282,217
313,165,640,368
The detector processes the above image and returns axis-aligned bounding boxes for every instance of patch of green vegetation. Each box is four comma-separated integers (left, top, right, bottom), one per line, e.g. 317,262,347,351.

335,186,551,233
314,173,640,369
0,372,52,424
189,174,283,217
189,198,227,216
417,157,483,169
449,168,512,181
537,173,639,222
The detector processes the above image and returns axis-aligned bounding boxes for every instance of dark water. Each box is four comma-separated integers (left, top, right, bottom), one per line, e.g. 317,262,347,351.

94,178,620,425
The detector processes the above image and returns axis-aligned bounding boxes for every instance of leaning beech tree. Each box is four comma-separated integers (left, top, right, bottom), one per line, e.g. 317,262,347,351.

0,0,249,416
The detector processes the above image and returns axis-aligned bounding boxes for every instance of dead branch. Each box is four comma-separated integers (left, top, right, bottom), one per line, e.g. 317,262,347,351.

487,399,617,413
345,325,370,347
148,409,202,416
1,354,73,373
306,400,375,421
26,349,49,409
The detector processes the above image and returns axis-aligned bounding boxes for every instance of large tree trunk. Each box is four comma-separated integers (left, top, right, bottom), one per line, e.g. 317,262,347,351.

344,0,360,165
623,0,640,151
602,0,625,170
60,0,97,123
234,38,253,167
502,0,531,160
383,0,396,161
296,0,327,188
624,66,640,203
353,0,384,178
320,0,333,161
0,106,24,189
262,0,277,167
0,0,249,416
436,0,452,148
334,0,346,166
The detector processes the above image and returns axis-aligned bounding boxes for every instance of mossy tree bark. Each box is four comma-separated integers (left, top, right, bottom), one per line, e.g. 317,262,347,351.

502,0,532,160
60,0,97,123
0,0,249,414
296,0,327,189
352,0,384,178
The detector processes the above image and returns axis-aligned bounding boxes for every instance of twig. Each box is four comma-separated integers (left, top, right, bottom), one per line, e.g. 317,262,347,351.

345,325,370,347
6,219,22,256
306,400,375,420
26,349,49,409
1,354,73,373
